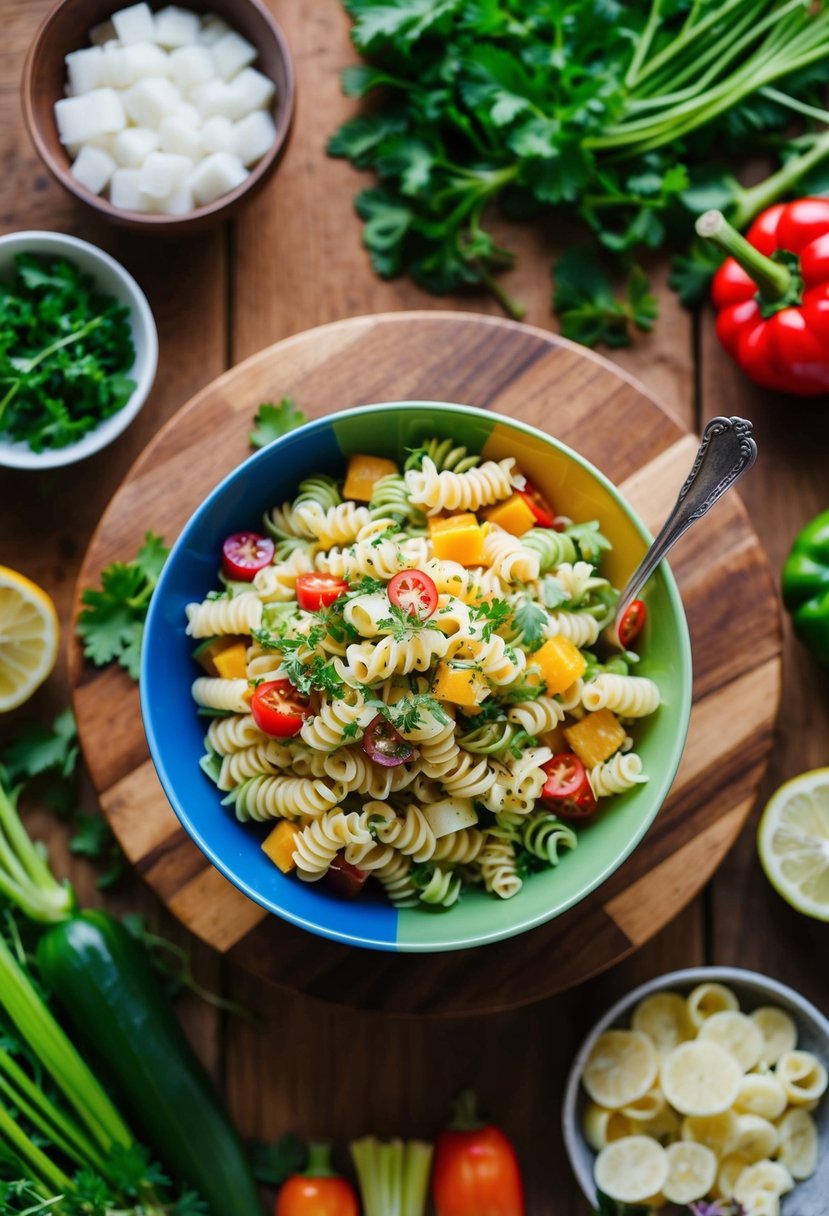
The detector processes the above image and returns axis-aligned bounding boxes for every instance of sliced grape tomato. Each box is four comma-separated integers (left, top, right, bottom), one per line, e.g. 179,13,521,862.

362,713,419,767
387,568,438,620
295,572,349,611
250,679,311,738
321,853,369,899
221,532,274,581
618,599,647,648
518,478,557,528
540,752,597,818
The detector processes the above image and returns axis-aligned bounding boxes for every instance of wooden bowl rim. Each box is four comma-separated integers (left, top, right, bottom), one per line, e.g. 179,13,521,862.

21,0,296,230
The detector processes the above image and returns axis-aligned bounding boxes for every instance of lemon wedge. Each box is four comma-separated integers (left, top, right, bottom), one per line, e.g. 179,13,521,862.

758,769,829,921
0,566,60,711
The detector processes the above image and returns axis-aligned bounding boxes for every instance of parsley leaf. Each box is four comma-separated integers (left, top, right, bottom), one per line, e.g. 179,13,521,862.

565,520,612,564
553,248,657,349
249,397,308,449
4,707,77,783
76,532,169,680
469,597,511,640
510,595,547,651
540,577,569,611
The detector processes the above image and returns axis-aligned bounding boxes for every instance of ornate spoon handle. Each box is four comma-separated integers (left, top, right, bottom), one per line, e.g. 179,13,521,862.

614,416,758,634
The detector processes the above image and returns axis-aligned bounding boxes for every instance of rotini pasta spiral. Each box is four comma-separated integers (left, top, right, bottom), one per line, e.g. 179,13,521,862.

369,473,427,527
405,437,480,474
292,810,372,880
321,746,417,798
549,561,608,605
253,548,317,602
299,688,371,751
336,631,449,684
588,752,648,798
542,610,601,648
445,632,525,685
206,713,264,755
185,593,263,638
431,828,485,864
230,775,338,822
506,696,565,736
441,750,498,799
405,456,524,515
316,534,430,580
376,805,436,863
522,812,578,864
582,673,661,717
191,677,250,713
482,524,540,583
374,852,418,907
421,559,507,603
416,866,462,907
479,835,522,899
419,720,461,776
264,475,341,538
217,740,294,791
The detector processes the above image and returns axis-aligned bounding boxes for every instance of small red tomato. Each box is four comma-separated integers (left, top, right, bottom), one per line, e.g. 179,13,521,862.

618,599,647,648
295,573,349,611
387,568,438,620
221,532,274,581
517,478,557,529
251,679,311,738
322,854,369,900
362,713,418,767
540,752,597,818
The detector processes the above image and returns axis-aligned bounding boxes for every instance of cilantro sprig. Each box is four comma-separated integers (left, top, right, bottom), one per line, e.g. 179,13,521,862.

0,254,136,451
76,532,169,681
249,397,308,449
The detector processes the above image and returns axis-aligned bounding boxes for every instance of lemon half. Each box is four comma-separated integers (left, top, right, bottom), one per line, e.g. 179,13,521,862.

0,566,60,711
758,769,829,922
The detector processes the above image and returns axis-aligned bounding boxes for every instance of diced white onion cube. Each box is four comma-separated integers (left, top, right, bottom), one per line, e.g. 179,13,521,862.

233,110,276,167
168,44,214,90
175,101,201,127
198,15,231,46
65,47,104,95
159,115,201,159
112,125,161,167
190,78,247,121
109,167,150,211
55,89,127,145
154,6,201,48
190,152,248,205
210,31,257,80
70,144,117,194
157,181,195,214
139,151,193,197
200,114,235,155
90,20,116,46
229,67,275,117
124,77,181,127
111,3,156,46
118,41,170,84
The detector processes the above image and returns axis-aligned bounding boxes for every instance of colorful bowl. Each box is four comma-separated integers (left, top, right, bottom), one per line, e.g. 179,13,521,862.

140,401,692,952
562,967,829,1213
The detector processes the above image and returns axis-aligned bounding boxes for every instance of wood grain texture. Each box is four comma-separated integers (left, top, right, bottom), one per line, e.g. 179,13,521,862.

70,312,782,1015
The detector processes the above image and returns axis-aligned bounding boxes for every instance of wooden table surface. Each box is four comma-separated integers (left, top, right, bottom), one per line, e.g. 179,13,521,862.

1,2,827,1211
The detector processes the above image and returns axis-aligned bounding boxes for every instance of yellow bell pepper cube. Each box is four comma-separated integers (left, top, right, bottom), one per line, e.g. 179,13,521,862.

261,820,301,874
531,636,587,695
432,662,490,709
212,640,249,681
482,493,536,537
429,513,485,566
564,708,627,769
192,634,246,678
343,453,399,501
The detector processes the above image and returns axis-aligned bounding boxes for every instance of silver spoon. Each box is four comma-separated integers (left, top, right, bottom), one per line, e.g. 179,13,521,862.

611,415,758,643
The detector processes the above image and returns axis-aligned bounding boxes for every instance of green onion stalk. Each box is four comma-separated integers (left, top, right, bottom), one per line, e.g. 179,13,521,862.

350,1137,434,1216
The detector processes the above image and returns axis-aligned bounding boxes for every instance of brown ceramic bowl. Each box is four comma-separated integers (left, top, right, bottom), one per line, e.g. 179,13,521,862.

22,0,295,232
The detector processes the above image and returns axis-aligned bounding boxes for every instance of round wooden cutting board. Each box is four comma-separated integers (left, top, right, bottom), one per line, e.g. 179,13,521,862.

70,312,782,1016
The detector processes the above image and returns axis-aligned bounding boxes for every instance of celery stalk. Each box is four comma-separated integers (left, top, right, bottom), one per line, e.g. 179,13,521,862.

351,1135,433,1216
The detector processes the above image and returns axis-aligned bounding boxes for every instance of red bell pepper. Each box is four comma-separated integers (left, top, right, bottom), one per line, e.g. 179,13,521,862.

431,1091,524,1216
697,200,829,396
276,1141,359,1216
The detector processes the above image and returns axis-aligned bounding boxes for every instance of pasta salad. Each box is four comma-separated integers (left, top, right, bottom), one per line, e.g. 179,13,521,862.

185,437,661,910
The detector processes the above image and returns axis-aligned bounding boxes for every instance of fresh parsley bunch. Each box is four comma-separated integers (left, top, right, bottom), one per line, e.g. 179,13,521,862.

331,0,829,344
0,254,136,450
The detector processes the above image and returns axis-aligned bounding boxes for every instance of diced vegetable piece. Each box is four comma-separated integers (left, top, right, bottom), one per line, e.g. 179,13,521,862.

211,640,248,680
261,820,301,873
531,636,587,695
432,663,490,708
422,798,478,838
539,724,568,754
564,708,627,768
192,634,246,676
482,493,536,536
342,453,399,501
430,513,485,565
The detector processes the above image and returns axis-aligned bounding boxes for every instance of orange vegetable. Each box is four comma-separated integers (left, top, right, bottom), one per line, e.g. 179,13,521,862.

261,820,301,873
212,640,248,680
432,662,490,708
342,453,399,501
430,513,485,566
530,637,587,695
192,635,246,677
564,708,626,769
482,493,536,537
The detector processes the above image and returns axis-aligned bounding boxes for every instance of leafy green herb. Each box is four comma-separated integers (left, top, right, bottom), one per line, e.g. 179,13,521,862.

69,814,124,890
76,532,170,680
3,706,77,785
565,521,611,564
249,397,308,449
540,577,569,611
510,595,547,651
331,0,829,344
469,597,512,641
553,249,657,350
669,239,727,308
376,603,439,639
0,253,136,451
376,694,450,734
249,1135,307,1186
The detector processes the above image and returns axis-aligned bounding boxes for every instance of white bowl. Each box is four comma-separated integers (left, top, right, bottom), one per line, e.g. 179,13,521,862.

0,230,157,469
562,966,829,1213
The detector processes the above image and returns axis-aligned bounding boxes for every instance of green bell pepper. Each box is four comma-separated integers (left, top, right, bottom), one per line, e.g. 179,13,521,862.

781,509,829,665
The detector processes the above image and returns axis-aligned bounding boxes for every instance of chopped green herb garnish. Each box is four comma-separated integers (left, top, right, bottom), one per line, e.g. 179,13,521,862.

249,397,308,449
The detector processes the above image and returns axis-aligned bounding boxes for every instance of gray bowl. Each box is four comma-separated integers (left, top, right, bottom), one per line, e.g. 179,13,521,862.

562,967,829,1213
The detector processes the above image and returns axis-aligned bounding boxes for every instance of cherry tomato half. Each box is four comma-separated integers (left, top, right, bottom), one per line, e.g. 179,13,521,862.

362,713,419,767
221,532,274,581
618,599,647,648
321,853,369,900
518,478,557,529
387,568,438,620
540,753,597,818
295,573,349,612
250,679,311,738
